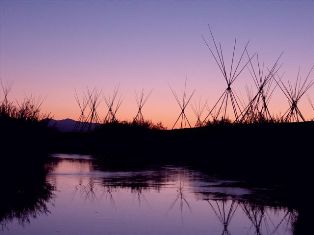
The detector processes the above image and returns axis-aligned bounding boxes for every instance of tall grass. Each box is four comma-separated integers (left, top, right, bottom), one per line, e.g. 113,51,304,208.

0,85,49,122
0,83,52,154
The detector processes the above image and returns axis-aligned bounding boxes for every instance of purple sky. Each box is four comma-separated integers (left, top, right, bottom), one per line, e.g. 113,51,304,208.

1,0,314,127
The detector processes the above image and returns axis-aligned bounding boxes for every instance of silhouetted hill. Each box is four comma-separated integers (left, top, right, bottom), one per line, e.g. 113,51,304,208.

47,118,99,132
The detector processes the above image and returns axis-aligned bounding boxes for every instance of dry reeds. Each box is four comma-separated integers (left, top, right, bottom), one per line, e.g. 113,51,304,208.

1,81,48,122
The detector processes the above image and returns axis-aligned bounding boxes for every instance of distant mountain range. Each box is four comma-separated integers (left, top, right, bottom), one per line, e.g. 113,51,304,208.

47,118,99,132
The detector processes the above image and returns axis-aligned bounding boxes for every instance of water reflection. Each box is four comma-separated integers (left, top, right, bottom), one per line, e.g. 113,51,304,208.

168,180,192,218
207,199,238,235
0,154,54,230
241,203,297,235
0,154,305,234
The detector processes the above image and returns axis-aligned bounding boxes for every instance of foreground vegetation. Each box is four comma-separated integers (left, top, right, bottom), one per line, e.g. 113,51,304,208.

1,84,313,234
0,83,53,155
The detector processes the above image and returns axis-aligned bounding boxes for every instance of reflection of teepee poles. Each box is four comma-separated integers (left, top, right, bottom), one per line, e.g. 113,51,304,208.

133,89,152,124
275,65,314,122
102,186,116,208
242,203,297,235
104,86,122,124
241,203,281,235
271,208,297,234
238,53,282,123
168,180,192,218
202,26,255,123
241,203,265,235
131,187,150,207
170,80,195,129
207,199,238,235
74,178,97,201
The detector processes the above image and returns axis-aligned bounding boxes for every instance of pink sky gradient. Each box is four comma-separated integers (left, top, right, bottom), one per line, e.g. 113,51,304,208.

1,0,314,128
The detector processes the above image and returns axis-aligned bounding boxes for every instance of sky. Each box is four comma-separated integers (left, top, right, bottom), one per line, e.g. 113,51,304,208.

1,0,314,128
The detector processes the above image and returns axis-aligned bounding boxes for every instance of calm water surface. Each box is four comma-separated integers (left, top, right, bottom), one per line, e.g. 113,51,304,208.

1,154,295,235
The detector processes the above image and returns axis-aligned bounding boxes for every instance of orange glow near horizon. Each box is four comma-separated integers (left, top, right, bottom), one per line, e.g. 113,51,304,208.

38,77,314,129
3,56,314,129
1,0,314,128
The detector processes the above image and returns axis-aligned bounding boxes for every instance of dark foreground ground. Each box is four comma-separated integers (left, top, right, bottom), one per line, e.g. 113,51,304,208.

2,120,313,184
50,121,313,182
1,120,313,233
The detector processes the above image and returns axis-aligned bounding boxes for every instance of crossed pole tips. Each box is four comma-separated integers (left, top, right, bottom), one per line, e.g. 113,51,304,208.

191,98,207,127
170,79,195,129
237,52,283,123
86,88,102,128
275,65,314,122
133,89,152,124
104,86,122,124
74,88,101,131
74,89,89,129
202,26,255,124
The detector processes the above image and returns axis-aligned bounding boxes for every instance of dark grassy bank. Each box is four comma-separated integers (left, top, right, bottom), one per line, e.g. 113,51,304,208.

1,110,312,187
0,93,54,155
1,107,313,234
51,121,314,181
0,117,54,155
0,152,54,228
1,115,313,234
